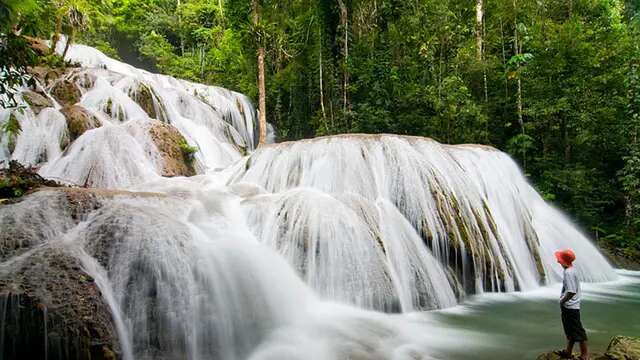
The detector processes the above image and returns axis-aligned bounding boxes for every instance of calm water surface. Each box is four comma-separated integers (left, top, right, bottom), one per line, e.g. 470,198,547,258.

412,270,640,360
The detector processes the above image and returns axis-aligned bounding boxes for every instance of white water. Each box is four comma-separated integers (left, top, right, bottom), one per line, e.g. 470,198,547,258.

0,41,621,360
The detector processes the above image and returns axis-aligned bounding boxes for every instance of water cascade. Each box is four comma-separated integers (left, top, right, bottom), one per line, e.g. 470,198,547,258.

0,41,619,360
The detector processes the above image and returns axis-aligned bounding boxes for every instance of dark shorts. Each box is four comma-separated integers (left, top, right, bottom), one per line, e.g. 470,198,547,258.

561,307,588,342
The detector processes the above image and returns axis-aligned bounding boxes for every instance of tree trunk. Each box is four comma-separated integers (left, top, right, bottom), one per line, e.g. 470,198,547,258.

50,13,63,55
475,0,483,61
476,0,488,102
254,0,267,146
337,0,349,114
319,30,327,127
61,28,74,60
513,0,524,134
178,0,184,55
500,18,508,106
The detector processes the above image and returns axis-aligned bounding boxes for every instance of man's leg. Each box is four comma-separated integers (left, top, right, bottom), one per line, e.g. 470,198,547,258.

579,340,589,360
563,339,575,358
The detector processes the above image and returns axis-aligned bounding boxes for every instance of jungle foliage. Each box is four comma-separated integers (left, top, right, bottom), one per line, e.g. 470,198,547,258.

2,0,640,257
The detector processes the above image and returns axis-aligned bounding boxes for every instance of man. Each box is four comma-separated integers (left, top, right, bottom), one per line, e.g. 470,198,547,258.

555,249,589,360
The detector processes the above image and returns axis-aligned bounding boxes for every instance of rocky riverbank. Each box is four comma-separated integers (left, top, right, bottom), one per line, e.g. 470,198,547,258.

537,335,640,360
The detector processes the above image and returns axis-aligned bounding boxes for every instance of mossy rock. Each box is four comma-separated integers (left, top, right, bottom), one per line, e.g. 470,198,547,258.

0,247,120,360
129,83,165,121
29,66,65,87
604,336,640,360
147,121,196,177
60,105,101,142
22,90,53,115
23,35,49,56
537,336,640,360
51,79,82,106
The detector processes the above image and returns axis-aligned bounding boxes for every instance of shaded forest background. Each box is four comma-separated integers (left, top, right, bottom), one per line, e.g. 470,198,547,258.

2,0,640,258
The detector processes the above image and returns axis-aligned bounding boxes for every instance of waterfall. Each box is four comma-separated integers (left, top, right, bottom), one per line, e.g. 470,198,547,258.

0,41,618,360
234,135,616,305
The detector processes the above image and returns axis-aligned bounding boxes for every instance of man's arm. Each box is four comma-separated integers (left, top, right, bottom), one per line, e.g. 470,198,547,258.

561,292,575,306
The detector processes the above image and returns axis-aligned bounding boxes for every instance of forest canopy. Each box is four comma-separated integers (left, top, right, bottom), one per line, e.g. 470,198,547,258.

1,0,640,257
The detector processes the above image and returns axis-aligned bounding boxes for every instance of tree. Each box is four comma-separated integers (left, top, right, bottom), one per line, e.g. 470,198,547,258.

0,0,38,109
252,0,267,146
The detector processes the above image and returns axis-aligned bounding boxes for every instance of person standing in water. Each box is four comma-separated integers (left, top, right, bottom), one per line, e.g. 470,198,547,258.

555,249,589,360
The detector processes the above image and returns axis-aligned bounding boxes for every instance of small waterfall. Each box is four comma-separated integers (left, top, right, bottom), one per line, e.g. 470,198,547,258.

0,41,619,360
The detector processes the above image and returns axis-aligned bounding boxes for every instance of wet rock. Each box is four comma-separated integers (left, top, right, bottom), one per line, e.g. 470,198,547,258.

129,83,165,121
22,90,53,115
29,66,65,87
536,336,640,360
604,336,640,360
23,35,49,56
0,246,119,360
0,187,163,261
60,105,101,141
147,121,196,177
51,79,82,106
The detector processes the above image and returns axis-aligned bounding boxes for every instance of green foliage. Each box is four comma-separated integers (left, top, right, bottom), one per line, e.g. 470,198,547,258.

179,139,198,163
0,160,59,199
0,34,36,108
3,0,640,256
1,112,22,152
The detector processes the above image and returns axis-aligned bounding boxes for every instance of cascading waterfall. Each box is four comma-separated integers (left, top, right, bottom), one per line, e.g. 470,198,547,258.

0,40,619,360
235,135,615,307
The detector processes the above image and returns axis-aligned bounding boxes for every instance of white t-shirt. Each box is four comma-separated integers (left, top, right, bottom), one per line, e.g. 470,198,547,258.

560,266,581,310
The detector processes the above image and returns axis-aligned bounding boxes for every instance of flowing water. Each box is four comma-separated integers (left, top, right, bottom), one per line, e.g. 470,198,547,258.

0,40,635,360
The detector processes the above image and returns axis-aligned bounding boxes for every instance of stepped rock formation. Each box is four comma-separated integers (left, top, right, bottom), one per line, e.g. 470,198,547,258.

235,134,614,311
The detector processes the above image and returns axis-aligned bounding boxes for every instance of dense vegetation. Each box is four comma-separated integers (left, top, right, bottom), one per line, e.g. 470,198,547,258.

1,0,639,258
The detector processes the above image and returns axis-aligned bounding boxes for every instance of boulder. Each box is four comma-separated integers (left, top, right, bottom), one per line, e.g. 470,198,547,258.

0,187,170,359
60,105,101,141
0,247,119,360
147,121,196,177
29,66,65,87
537,336,640,360
23,35,49,56
51,79,82,106
129,83,164,121
22,90,53,115
604,336,640,360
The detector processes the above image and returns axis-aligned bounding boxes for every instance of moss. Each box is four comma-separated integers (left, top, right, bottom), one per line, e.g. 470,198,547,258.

179,139,198,164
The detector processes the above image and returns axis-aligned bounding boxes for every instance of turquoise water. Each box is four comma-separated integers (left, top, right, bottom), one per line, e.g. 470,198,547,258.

413,270,640,360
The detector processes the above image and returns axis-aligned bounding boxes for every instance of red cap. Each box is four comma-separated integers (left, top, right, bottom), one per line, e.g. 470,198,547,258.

554,249,576,267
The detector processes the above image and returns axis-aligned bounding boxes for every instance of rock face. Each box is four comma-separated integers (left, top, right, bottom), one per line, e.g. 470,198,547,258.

30,66,65,87
536,336,640,360
23,35,50,56
0,247,118,360
60,104,101,141
51,79,82,106
147,121,196,177
0,188,116,359
129,83,165,121
0,188,165,360
22,90,53,115
605,336,640,360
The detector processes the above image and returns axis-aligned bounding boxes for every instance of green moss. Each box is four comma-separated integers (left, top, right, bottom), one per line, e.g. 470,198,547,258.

179,139,198,164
